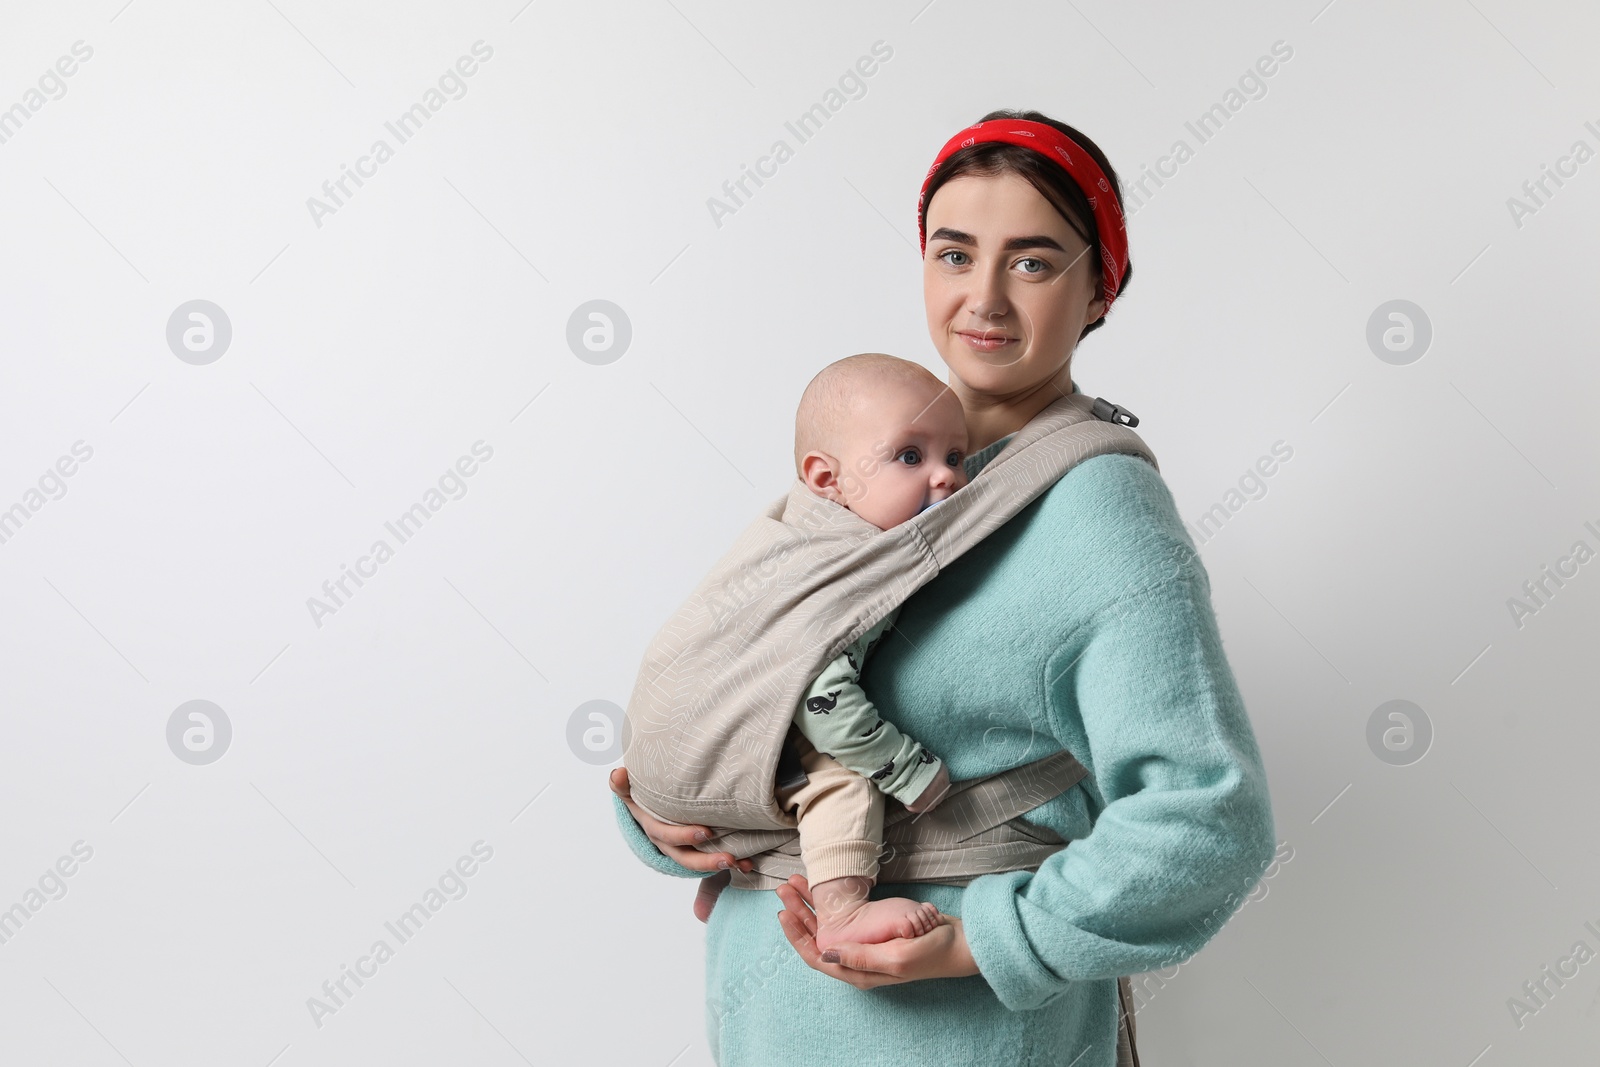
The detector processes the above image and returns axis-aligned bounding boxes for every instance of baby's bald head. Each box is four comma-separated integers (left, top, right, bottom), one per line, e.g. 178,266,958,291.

793,354,949,476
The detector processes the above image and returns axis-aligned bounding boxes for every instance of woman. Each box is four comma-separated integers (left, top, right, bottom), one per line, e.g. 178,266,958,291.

608,109,1276,1066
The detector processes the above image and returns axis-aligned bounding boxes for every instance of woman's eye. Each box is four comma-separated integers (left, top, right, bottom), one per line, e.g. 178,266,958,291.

937,249,969,267
897,448,920,465
1016,257,1048,274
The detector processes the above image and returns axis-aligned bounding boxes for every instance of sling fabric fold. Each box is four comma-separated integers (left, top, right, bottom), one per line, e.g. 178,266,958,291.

622,389,1159,880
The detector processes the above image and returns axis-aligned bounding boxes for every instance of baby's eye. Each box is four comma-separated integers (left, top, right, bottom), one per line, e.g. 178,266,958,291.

936,249,970,267
897,448,921,465
947,450,964,467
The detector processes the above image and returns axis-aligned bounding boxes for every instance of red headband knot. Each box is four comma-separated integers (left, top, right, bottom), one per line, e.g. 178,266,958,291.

918,119,1129,314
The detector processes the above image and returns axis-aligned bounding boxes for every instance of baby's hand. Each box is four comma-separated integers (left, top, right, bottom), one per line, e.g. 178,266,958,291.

903,762,951,814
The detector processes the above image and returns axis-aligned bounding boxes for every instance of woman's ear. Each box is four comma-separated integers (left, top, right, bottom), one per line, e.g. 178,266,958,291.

1086,293,1108,325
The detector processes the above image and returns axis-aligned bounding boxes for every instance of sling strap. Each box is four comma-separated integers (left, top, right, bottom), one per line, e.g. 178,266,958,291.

623,388,1159,844
728,746,1089,890
1119,972,1142,1067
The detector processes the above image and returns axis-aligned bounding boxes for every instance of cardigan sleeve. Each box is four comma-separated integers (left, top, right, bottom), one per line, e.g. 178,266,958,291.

959,459,1277,1011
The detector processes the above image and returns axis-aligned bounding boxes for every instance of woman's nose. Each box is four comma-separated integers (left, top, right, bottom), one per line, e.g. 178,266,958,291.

967,267,1009,322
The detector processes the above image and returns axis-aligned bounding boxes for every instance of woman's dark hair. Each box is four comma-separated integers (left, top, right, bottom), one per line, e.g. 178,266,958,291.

920,109,1132,342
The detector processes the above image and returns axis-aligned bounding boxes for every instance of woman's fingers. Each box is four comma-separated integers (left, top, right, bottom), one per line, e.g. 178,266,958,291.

693,869,732,924
629,813,727,869
822,938,915,979
773,876,909,990
608,768,752,874
775,892,816,952
775,877,817,938
608,767,702,844
784,874,815,911
774,894,882,989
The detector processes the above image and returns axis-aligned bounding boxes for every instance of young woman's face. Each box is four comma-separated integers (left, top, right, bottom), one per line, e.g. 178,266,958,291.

922,170,1107,398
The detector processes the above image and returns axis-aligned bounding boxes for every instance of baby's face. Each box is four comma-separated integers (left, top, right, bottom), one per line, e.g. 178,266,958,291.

832,385,969,530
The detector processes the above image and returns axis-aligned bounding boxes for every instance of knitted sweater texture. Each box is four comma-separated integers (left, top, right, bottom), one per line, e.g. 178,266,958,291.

611,401,1277,1066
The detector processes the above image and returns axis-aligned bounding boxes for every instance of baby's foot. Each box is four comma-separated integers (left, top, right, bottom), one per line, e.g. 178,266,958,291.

814,894,943,955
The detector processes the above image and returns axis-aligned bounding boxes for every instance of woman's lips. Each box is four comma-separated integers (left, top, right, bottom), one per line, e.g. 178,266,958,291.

958,331,1014,352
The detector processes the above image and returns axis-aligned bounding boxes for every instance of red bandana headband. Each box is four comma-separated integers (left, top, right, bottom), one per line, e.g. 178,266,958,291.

917,119,1129,312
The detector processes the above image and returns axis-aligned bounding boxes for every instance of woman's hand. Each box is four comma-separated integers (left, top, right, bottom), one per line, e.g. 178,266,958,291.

774,874,981,989
608,767,753,878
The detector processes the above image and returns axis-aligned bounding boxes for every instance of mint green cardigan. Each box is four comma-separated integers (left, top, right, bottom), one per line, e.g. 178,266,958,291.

611,385,1277,1066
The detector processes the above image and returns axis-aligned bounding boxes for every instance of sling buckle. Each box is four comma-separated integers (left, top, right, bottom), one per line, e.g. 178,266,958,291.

1092,396,1139,427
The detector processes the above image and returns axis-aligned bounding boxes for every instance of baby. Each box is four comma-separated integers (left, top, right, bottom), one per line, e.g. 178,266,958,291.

694,353,968,954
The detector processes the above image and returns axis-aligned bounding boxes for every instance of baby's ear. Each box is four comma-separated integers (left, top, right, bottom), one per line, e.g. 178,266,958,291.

800,450,846,502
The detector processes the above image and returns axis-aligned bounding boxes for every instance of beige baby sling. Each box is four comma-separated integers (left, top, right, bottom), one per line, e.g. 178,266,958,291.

622,388,1155,1064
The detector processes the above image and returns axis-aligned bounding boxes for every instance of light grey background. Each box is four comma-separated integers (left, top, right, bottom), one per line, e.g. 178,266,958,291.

2,0,1596,1064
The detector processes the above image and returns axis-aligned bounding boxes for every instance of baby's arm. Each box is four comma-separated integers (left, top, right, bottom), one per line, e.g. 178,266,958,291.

793,619,950,813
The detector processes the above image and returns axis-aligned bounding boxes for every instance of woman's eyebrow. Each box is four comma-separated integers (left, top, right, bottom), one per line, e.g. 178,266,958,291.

1002,235,1067,252
928,227,1066,253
